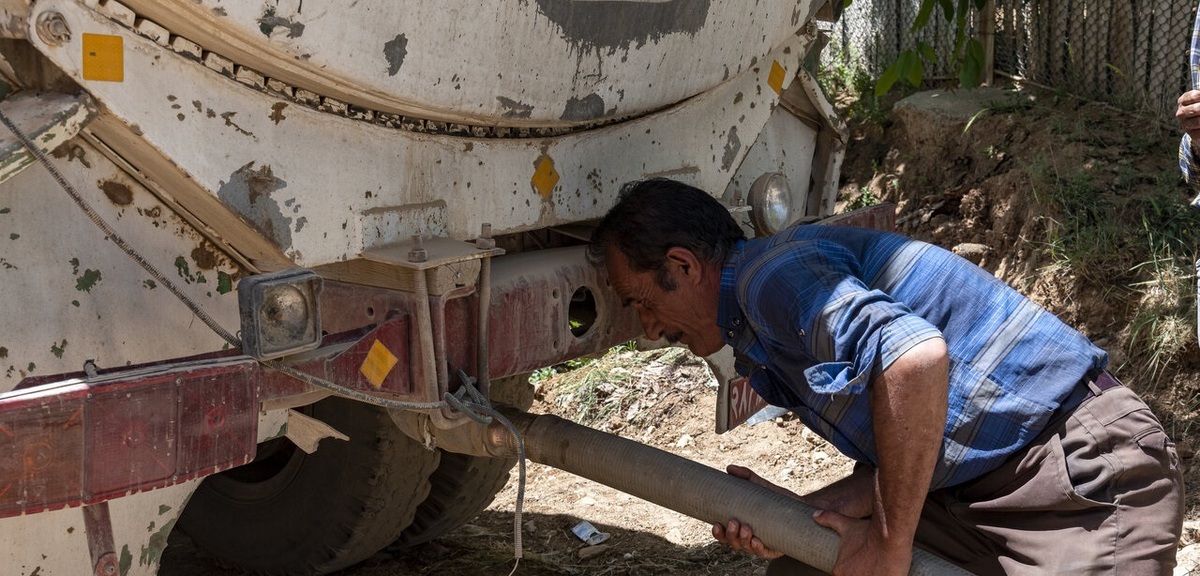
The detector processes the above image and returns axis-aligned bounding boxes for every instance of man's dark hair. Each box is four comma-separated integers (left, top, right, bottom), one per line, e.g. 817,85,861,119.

586,178,745,288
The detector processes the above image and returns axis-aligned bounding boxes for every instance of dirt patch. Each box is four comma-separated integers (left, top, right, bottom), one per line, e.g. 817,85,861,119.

344,348,855,576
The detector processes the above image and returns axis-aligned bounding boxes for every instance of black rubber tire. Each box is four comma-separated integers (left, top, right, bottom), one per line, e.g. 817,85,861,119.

177,396,440,575
389,373,535,549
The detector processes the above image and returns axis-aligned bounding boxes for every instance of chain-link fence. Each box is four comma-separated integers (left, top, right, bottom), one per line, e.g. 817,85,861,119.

825,0,1195,123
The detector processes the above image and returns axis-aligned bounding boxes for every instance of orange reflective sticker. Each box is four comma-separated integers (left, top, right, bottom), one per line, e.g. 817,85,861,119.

768,60,786,95
531,154,559,199
82,34,124,82
360,340,399,389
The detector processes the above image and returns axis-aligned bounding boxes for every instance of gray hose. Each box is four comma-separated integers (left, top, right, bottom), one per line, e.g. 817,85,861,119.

493,408,972,576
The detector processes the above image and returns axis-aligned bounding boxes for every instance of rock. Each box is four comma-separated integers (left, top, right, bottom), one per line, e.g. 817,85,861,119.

953,242,991,264
578,544,611,560
665,527,687,545
893,88,1035,146
1174,543,1200,575
1182,521,1200,547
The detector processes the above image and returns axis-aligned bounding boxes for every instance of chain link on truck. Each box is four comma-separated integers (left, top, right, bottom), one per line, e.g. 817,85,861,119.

0,1,848,574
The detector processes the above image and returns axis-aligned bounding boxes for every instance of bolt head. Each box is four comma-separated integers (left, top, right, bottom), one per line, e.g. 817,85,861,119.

36,12,70,46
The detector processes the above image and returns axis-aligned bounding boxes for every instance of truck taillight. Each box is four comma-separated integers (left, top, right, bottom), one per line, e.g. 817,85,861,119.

0,362,258,518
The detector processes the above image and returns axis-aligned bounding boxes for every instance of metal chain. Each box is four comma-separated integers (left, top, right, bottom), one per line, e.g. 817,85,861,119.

0,107,241,346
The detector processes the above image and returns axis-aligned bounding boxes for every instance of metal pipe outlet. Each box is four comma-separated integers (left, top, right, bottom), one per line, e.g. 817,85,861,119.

477,407,972,576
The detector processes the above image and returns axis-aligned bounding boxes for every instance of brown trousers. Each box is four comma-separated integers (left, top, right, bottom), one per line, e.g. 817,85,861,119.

768,382,1184,575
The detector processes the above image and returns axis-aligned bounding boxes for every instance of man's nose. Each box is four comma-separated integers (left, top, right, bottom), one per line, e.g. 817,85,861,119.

637,308,663,340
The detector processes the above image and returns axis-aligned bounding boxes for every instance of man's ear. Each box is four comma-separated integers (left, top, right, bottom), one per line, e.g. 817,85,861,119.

664,247,703,284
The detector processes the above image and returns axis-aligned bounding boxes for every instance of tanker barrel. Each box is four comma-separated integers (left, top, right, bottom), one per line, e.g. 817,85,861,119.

489,407,973,576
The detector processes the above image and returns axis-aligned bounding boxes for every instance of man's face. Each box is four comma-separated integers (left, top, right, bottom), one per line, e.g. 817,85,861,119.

604,246,724,357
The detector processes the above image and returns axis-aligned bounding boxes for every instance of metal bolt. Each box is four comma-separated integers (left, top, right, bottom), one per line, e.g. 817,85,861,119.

475,222,495,249
36,11,70,46
407,234,427,263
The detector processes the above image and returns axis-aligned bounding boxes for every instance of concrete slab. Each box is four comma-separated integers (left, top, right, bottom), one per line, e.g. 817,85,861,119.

895,87,1036,124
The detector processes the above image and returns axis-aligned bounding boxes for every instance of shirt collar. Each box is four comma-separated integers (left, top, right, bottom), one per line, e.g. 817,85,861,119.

717,239,745,343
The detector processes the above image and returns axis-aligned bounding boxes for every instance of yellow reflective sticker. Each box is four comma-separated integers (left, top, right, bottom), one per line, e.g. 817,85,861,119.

531,154,559,199
768,60,787,95
360,340,399,389
82,34,124,82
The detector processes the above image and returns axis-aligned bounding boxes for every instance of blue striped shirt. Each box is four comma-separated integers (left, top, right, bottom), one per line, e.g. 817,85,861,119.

718,226,1107,489
1179,1,1200,204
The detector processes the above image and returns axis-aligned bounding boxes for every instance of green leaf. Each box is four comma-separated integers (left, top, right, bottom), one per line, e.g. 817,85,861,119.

902,51,925,88
876,57,904,96
938,0,954,21
974,0,988,10
959,38,985,88
913,0,937,31
917,41,937,63
876,50,929,95
962,108,990,135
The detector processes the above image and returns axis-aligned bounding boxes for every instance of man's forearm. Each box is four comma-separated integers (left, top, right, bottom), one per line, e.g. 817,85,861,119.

868,337,950,557
801,463,874,518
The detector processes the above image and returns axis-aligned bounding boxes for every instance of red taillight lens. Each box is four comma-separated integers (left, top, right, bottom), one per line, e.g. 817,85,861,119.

0,361,258,518
0,385,88,516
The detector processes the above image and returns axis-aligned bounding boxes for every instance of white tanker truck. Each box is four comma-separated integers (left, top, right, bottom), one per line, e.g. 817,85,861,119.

0,1,849,574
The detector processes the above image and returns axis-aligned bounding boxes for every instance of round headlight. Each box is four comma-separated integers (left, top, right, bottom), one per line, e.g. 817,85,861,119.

747,172,793,236
260,284,313,346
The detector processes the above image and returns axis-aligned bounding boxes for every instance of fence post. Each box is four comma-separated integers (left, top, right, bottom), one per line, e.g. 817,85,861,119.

980,0,996,85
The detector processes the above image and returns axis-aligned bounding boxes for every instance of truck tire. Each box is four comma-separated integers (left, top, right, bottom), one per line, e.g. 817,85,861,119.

390,373,535,548
177,395,439,575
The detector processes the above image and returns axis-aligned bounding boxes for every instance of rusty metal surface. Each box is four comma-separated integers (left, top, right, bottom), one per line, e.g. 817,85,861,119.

0,245,636,519
321,247,641,391
82,502,119,576
0,358,258,519
815,202,897,231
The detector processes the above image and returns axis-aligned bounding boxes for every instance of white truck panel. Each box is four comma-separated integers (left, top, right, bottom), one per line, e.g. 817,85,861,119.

31,0,826,267
0,136,240,390
0,480,198,576
121,0,826,126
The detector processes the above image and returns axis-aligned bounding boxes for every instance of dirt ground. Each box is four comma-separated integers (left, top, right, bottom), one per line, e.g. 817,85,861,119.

164,82,1200,574
359,348,852,576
